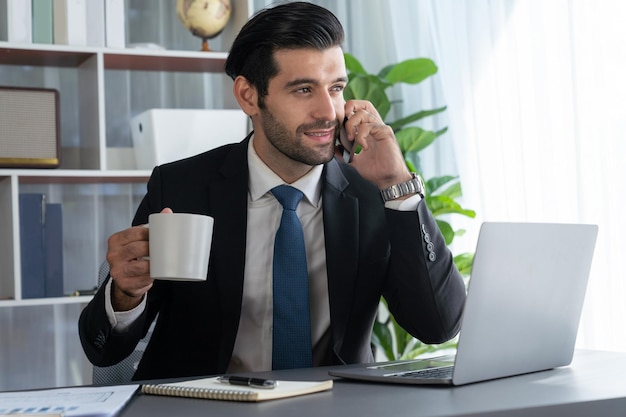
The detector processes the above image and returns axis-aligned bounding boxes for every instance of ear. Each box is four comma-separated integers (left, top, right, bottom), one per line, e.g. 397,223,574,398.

232,76,259,116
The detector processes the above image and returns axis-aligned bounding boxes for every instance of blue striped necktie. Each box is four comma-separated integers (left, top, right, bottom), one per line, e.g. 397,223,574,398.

271,185,313,370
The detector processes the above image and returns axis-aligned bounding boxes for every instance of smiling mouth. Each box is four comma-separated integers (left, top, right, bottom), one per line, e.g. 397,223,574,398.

303,124,340,143
305,129,334,139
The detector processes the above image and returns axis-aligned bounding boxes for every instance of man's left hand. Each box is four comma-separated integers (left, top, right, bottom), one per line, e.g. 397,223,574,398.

340,100,413,189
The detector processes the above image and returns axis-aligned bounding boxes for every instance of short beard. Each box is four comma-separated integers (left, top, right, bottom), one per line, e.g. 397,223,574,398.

259,106,337,166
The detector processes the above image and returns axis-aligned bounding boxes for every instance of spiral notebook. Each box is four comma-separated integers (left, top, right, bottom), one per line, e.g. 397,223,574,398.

141,377,333,402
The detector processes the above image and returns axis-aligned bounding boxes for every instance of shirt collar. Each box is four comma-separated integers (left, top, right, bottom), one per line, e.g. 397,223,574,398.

248,135,323,207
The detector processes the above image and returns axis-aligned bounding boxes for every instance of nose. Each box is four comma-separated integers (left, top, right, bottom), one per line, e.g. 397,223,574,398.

311,91,339,121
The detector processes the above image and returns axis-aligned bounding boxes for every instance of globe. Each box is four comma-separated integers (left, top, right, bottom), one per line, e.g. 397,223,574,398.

176,0,232,51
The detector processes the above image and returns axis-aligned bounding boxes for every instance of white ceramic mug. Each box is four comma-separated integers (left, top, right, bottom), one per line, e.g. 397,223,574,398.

148,212,214,281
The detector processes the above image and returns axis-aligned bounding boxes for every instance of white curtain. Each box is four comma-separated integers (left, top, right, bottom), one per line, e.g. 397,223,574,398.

252,0,626,352
386,0,626,352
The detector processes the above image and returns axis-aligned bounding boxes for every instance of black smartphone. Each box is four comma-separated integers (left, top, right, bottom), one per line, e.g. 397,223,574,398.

337,118,356,163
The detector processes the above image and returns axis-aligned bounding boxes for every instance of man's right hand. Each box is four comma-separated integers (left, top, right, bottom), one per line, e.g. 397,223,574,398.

106,207,172,311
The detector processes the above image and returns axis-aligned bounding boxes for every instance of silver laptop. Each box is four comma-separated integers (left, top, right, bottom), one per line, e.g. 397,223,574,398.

329,222,598,386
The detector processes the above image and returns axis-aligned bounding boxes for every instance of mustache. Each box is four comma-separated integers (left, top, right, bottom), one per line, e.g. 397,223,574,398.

296,120,340,134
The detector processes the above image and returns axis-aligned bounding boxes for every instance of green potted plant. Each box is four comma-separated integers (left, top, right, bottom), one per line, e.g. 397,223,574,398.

344,52,475,360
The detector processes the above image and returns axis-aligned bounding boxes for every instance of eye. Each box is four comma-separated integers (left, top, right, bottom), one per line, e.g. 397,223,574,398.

296,86,312,94
331,84,346,94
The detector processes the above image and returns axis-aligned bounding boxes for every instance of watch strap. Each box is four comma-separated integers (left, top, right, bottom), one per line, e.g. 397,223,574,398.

380,172,425,202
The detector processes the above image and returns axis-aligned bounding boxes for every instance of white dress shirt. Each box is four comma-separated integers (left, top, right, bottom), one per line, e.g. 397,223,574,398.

227,137,329,372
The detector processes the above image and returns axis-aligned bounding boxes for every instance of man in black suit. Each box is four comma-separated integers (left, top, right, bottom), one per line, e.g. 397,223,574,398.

79,2,466,381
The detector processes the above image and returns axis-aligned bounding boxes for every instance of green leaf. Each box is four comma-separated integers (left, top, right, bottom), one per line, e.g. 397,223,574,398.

380,58,438,85
343,52,367,75
395,127,447,155
404,153,422,174
404,159,418,173
403,340,458,360
344,75,391,119
435,219,455,245
392,317,409,358
389,106,447,131
439,182,462,199
454,253,475,276
428,195,476,218
372,320,395,361
426,175,457,195
403,344,431,360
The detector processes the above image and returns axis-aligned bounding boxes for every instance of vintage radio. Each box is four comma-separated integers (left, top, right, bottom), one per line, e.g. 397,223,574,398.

0,86,60,168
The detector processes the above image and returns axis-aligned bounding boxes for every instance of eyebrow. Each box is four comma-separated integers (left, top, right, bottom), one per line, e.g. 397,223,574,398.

283,76,348,89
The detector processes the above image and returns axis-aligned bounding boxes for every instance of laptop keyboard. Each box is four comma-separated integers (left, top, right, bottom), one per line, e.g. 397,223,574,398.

398,365,454,379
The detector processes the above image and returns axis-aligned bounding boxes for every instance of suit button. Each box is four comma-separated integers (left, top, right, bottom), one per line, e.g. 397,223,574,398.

429,252,437,262
94,331,106,349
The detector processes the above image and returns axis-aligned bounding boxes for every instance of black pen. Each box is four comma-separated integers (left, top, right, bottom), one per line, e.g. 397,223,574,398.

217,375,277,389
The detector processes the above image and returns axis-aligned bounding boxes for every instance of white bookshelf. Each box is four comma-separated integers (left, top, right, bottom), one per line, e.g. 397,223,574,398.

0,0,253,390
0,44,239,303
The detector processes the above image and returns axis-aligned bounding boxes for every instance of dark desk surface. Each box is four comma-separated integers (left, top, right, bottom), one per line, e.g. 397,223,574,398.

119,350,626,417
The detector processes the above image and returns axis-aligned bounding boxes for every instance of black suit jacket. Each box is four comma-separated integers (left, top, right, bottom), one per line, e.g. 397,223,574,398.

79,137,466,380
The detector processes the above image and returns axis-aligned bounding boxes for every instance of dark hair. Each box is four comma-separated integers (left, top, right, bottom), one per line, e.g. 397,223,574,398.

225,1,345,98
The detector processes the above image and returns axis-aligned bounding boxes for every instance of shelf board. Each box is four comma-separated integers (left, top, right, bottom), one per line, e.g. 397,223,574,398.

104,49,228,73
0,169,151,184
0,43,228,73
0,46,93,68
0,295,93,308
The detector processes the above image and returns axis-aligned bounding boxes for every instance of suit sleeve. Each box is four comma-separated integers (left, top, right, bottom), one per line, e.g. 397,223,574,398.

382,198,466,344
78,166,163,367
78,275,151,367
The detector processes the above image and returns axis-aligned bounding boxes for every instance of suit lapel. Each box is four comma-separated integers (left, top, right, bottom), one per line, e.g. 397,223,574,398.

322,159,360,357
209,137,250,372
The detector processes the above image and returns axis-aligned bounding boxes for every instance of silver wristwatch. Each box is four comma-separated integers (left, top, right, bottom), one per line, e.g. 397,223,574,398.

380,172,425,201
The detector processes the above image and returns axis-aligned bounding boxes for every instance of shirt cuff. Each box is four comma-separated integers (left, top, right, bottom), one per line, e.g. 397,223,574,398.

384,193,422,211
104,277,146,332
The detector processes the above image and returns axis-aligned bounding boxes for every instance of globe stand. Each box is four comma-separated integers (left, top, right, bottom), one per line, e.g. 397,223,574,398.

177,0,231,53
201,38,210,52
